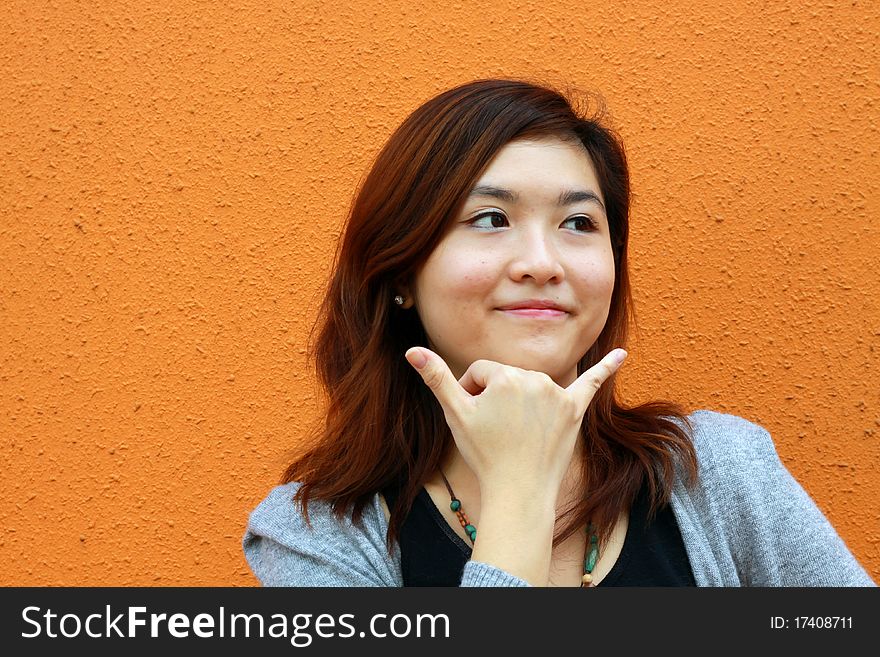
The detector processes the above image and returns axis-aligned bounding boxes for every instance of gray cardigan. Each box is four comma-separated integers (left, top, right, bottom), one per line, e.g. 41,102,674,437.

242,410,876,586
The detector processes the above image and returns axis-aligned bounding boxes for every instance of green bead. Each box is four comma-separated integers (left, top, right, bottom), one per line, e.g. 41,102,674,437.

450,499,461,512
469,529,477,541
585,544,599,572
464,524,475,534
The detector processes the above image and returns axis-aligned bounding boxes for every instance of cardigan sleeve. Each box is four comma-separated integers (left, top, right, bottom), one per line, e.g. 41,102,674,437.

242,483,531,587
693,411,876,587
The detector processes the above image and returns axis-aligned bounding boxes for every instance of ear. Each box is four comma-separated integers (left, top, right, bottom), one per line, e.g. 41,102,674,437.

394,280,415,309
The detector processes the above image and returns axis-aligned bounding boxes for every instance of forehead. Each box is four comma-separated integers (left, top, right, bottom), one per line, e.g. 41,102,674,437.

470,137,604,204
477,136,598,179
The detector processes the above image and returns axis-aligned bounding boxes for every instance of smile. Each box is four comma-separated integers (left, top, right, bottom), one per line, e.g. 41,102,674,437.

499,309,568,319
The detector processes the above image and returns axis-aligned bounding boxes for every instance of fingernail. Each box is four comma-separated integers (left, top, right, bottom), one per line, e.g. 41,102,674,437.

613,349,628,365
407,349,427,370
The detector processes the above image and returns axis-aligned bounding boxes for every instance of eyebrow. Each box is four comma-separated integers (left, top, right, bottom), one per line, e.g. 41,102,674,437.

468,185,606,214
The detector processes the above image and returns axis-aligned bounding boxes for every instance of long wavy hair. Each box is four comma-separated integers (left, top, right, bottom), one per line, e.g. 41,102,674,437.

283,78,699,552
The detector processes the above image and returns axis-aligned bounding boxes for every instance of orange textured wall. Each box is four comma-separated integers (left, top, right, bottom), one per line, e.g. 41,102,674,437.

1,0,877,585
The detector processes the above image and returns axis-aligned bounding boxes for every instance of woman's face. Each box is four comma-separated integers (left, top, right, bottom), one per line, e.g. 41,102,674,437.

406,136,616,387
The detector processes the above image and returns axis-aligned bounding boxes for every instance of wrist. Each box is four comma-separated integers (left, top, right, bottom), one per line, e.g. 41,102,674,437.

479,490,557,527
479,478,561,511
470,497,556,587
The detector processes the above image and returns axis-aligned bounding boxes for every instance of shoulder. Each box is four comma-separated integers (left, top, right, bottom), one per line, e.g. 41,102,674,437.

665,409,783,510
242,482,402,586
246,482,330,544
675,409,814,505
669,409,876,586
675,409,778,474
668,409,794,522
246,482,389,547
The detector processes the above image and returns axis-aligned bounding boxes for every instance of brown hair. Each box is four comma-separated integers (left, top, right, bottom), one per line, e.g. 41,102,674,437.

283,78,699,551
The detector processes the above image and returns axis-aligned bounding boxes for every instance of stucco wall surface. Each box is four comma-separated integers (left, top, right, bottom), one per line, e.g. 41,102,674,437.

1,0,877,585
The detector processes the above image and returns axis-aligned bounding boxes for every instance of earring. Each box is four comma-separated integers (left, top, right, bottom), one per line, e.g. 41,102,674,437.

394,295,405,306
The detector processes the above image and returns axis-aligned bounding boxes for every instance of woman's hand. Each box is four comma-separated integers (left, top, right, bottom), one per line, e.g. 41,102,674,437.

404,347,627,496
404,346,626,585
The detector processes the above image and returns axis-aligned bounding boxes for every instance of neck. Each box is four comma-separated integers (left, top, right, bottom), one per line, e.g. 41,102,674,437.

435,433,588,515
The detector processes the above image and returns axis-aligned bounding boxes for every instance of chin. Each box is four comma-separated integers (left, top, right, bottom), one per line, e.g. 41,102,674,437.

495,353,566,376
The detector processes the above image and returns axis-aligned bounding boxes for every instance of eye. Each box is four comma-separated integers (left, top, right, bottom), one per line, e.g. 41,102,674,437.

562,215,599,232
469,211,509,229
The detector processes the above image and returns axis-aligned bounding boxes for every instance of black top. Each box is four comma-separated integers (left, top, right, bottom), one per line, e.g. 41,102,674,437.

382,480,696,586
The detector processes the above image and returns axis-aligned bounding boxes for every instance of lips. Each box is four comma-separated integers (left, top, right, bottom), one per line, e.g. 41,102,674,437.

496,299,570,320
496,299,568,312
501,308,567,318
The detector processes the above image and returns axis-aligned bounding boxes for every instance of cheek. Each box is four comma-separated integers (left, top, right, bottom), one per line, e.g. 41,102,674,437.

425,250,497,301
575,258,615,300
453,269,496,300
415,252,497,352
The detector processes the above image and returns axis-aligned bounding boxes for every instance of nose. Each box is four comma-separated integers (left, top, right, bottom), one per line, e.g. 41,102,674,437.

507,225,565,285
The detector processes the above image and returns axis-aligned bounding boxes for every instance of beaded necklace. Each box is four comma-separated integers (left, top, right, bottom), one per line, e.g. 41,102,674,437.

439,470,600,587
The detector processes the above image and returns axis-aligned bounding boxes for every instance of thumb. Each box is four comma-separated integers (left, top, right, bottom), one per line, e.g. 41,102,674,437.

405,347,463,413
567,348,627,416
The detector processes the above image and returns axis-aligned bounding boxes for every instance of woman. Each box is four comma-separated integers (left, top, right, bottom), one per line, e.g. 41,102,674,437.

243,79,874,587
